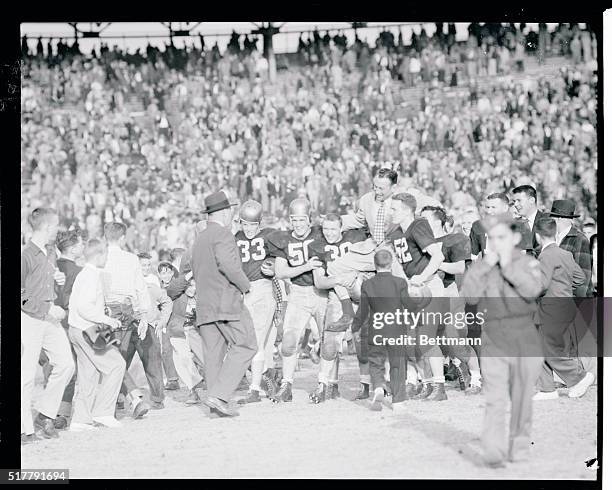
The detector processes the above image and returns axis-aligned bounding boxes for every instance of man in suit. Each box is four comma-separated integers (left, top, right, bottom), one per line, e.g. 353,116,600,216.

469,192,533,261
191,191,257,417
548,199,595,372
532,218,595,400
549,200,592,297
351,249,429,413
512,185,545,257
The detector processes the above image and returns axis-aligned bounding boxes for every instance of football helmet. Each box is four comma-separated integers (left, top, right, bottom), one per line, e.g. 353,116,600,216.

239,200,263,223
289,198,311,219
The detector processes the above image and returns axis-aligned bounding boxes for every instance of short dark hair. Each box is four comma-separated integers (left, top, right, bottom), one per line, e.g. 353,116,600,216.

375,168,398,185
84,238,106,261
104,222,127,242
137,252,152,260
158,262,174,273
421,206,447,226
486,193,510,205
534,217,557,238
392,193,417,214
28,208,57,231
322,213,342,224
171,248,186,261
56,230,81,253
512,185,538,203
374,249,393,270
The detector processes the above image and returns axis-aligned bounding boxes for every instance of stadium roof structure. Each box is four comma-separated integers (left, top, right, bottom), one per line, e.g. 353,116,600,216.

21,22,436,41
21,22,565,55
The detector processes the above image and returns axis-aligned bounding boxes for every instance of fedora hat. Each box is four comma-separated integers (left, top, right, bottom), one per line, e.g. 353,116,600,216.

202,191,237,214
548,199,580,219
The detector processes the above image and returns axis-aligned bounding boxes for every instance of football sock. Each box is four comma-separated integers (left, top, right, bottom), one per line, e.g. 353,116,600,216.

340,298,355,317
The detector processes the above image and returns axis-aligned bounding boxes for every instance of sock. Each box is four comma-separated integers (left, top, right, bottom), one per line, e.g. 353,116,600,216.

340,298,355,317
374,386,384,397
359,374,371,385
406,362,418,385
384,359,391,383
282,354,297,385
250,358,265,393
300,329,311,351
330,357,340,382
318,358,334,384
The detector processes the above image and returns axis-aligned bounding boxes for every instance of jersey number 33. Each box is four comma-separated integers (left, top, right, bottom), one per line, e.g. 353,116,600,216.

237,238,266,263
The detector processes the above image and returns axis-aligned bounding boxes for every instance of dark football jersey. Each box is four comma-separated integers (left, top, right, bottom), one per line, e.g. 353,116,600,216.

436,232,471,288
308,229,368,273
470,218,532,257
234,228,274,282
267,225,324,287
386,218,436,279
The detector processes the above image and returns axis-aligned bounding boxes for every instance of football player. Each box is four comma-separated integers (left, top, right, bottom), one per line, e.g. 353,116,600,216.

421,206,482,394
470,193,533,261
267,198,326,402
306,214,369,403
387,193,447,401
234,200,280,403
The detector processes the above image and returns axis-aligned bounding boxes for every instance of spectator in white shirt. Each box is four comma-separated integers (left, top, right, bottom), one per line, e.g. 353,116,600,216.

67,238,126,431
102,222,158,418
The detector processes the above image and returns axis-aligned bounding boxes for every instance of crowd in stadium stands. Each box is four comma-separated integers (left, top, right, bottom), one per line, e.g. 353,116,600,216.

21,23,597,261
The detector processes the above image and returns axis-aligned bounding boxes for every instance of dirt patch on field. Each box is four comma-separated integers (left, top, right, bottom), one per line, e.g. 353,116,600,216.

23,355,598,479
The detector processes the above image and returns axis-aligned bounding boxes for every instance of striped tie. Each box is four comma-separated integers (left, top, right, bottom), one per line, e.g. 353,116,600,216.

373,201,386,244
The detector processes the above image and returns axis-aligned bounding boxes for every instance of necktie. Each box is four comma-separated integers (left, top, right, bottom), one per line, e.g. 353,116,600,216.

373,200,386,244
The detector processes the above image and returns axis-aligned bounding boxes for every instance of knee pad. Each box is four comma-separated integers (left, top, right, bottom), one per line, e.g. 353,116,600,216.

281,331,299,357
321,335,338,361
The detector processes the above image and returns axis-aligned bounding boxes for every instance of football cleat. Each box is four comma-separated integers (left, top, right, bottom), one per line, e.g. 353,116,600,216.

327,382,340,400
406,383,420,399
309,383,327,404
412,383,433,400
309,345,320,364
239,200,263,223
185,389,201,405
273,381,293,403
53,415,69,430
238,390,262,405
466,385,482,395
456,361,471,391
237,375,250,391
260,370,280,398
354,382,370,400
423,383,448,401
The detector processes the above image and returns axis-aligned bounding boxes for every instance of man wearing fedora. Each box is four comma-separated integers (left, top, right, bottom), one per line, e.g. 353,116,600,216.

190,190,257,417
548,199,596,379
548,199,593,298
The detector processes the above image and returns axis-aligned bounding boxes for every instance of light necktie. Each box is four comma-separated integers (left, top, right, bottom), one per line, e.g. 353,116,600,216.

373,200,386,244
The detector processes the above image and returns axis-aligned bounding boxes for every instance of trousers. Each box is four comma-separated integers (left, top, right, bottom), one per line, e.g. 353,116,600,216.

480,321,543,464
68,326,126,424
21,312,75,434
199,306,257,402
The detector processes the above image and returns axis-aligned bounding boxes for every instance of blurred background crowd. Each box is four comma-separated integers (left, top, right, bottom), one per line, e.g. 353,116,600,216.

21,22,598,259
